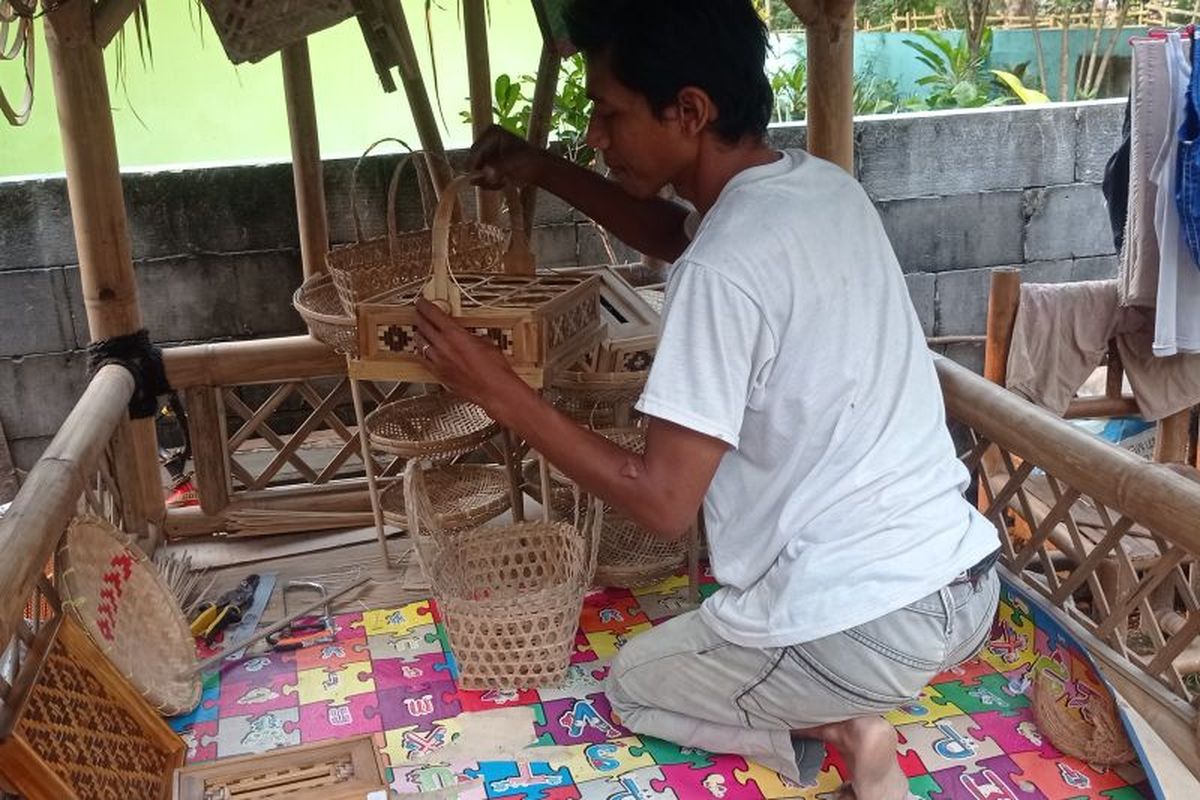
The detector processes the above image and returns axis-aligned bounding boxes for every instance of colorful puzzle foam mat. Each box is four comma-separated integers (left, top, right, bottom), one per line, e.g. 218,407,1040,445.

171,570,1162,799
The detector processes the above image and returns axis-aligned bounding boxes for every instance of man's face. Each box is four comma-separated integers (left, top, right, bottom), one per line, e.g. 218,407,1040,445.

583,54,690,199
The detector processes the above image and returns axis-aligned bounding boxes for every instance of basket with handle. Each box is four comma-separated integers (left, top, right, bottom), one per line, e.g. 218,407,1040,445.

403,459,601,689
328,141,513,315
293,272,358,355
356,174,601,387
200,0,357,65
55,515,202,716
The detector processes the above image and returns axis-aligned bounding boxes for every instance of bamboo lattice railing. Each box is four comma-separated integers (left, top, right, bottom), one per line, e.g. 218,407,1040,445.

0,365,138,737
938,355,1200,773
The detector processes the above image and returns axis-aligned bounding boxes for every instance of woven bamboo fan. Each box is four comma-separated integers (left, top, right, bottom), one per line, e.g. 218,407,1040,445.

200,0,357,64
293,273,358,355
328,142,511,315
404,460,601,689
56,516,201,716
1031,666,1137,766
378,463,511,532
357,174,603,387
366,392,499,461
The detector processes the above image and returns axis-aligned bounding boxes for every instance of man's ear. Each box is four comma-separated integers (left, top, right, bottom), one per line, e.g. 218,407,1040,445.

674,86,717,136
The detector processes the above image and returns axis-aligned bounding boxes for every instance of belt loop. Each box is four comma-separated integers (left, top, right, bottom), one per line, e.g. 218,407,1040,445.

939,586,954,638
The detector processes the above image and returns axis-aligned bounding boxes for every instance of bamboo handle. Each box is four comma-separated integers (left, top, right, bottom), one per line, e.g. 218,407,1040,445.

348,137,415,243
424,173,476,314
181,575,372,678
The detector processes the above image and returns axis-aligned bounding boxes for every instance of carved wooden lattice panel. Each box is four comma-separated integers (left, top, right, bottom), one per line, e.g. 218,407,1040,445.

223,378,405,492
964,431,1200,705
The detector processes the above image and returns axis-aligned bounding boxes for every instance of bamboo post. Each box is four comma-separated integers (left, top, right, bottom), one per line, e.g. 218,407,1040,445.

786,0,856,172
378,0,455,195
1155,409,1193,465
983,268,1021,387
183,386,231,516
463,0,501,226
522,43,561,240
92,0,140,48
45,1,163,543
281,40,330,280
0,366,135,653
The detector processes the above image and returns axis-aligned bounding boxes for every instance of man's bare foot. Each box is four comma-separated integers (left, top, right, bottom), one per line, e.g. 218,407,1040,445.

795,716,909,800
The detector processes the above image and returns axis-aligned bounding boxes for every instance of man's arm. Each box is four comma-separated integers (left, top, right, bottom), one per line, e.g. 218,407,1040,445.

470,125,691,263
413,299,725,537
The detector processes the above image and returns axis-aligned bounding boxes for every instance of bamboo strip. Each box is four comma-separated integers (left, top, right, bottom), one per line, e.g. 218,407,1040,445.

0,365,133,653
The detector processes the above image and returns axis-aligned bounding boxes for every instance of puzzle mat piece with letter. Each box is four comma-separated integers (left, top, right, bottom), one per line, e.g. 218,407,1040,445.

171,571,1159,800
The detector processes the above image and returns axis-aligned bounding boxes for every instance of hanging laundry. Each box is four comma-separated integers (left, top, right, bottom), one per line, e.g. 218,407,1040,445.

1007,280,1200,422
1152,33,1200,356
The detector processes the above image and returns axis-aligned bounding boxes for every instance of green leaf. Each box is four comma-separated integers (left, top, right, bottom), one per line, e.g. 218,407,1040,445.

951,80,979,106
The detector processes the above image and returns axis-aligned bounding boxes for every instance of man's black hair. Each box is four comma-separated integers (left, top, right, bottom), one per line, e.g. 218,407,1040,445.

564,0,773,144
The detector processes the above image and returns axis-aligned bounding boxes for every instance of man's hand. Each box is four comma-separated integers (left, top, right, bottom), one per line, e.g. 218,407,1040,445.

468,125,542,190
413,298,531,422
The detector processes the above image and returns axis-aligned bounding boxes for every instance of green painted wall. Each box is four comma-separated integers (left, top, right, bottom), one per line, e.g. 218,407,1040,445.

1,1,543,178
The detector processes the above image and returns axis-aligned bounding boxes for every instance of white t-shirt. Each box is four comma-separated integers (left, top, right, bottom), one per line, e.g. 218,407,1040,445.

636,150,998,648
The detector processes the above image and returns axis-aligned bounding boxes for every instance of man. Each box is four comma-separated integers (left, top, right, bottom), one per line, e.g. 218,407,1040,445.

412,1,1000,797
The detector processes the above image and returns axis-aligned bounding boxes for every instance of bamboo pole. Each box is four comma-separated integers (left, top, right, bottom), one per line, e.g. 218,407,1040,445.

787,0,855,172
522,43,561,240
463,0,501,226
164,336,345,389
1063,396,1140,420
983,268,1021,387
0,366,134,653
281,40,330,280
938,358,1200,555
45,1,163,541
1155,409,1193,465
92,0,140,48
378,0,454,195
183,387,230,516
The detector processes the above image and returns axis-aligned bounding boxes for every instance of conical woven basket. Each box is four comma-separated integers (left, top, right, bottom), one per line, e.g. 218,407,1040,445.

1031,666,1137,766
404,460,601,689
327,142,508,315
55,516,201,716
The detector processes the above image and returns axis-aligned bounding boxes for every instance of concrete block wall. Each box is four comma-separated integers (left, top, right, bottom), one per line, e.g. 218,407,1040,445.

0,100,1125,469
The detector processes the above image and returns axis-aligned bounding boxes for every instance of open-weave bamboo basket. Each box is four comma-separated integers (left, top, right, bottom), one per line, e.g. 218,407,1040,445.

200,0,356,64
328,142,511,315
404,460,601,689
1031,666,1137,766
366,392,499,461
55,515,201,716
546,368,648,429
379,464,511,532
293,272,358,355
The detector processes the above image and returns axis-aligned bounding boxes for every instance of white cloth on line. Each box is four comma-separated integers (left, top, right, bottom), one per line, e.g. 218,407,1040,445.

1151,32,1200,356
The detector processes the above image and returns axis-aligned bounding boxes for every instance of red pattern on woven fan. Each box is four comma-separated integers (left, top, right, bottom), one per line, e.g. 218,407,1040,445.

95,553,135,641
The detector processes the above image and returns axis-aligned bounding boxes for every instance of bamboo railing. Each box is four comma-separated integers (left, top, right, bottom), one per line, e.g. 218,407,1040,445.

0,365,137,736
938,355,1200,775
851,3,1183,32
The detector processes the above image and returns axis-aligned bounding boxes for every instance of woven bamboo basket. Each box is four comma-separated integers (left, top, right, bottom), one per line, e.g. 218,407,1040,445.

328,143,510,315
546,366,648,429
378,463,511,532
200,0,357,64
293,272,358,355
1031,666,1137,766
404,460,601,689
366,392,499,461
55,515,201,716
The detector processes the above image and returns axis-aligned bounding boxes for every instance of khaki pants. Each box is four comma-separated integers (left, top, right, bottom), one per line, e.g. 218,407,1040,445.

605,568,1000,784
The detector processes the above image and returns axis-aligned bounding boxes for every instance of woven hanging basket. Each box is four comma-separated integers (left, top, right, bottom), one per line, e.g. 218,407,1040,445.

1031,666,1137,766
366,392,499,460
378,464,511,532
327,142,509,315
200,0,357,64
404,460,601,689
293,273,358,355
55,516,201,716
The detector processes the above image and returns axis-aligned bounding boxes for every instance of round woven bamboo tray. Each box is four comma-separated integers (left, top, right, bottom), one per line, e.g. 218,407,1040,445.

546,365,647,429
328,143,507,314
366,393,499,460
56,515,201,716
405,461,601,689
293,273,358,356
1031,667,1136,766
378,464,511,531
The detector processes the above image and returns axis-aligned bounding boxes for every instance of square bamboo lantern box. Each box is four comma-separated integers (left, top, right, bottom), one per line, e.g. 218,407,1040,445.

352,175,604,387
